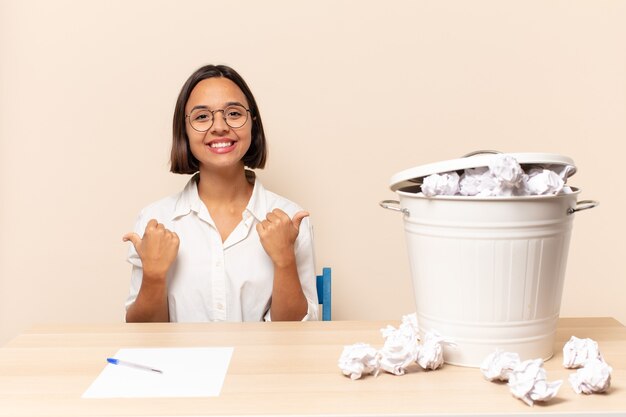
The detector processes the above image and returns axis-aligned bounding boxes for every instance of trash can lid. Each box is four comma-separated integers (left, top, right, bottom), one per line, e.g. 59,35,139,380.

389,151,576,192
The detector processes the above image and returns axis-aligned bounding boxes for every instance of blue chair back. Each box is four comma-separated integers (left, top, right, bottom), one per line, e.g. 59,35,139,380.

316,267,331,321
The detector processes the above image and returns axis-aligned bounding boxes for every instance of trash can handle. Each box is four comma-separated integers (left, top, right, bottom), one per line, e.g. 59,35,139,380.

567,200,599,215
461,150,502,158
379,200,410,216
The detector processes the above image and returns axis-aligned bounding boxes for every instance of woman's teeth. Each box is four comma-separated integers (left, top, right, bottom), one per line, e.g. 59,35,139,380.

209,141,234,148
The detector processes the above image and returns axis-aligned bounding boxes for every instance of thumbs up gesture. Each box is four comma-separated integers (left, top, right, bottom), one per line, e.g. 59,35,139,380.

256,209,309,267
123,219,180,280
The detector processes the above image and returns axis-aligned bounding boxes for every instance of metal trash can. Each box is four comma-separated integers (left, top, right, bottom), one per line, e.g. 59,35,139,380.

381,152,597,367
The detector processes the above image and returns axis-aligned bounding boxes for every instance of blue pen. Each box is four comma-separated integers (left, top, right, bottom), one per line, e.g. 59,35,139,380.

106,357,163,374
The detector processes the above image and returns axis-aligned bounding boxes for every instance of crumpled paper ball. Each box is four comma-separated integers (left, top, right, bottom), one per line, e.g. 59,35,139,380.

459,167,497,196
527,169,565,195
378,321,420,376
563,336,602,369
480,349,521,382
508,359,562,406
489,154,527,195
569,357,612,394
416,331,445,370
421,172,460,196
337,343,379,380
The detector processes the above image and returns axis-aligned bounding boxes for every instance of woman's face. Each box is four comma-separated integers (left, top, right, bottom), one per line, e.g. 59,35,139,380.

185,77,252,172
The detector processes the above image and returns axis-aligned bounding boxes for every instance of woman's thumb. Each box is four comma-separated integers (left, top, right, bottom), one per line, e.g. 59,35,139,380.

291,211,310,231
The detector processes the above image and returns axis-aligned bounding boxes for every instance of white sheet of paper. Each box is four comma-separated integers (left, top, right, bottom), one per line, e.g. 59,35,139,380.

82,347,233,398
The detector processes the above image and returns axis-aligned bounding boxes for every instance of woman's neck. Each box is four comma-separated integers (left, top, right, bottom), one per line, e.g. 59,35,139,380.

196,164,253,206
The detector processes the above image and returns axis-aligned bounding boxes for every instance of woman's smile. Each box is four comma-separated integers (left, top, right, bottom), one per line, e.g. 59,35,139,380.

206,138,237,154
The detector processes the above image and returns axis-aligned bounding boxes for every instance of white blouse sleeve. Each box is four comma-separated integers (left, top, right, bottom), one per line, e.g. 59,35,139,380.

124,210,147,312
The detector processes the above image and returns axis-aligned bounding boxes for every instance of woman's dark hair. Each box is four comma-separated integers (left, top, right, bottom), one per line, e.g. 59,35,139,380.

170,65,267,173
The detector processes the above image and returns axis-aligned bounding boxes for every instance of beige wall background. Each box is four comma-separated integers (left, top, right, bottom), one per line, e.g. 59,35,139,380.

1,0,625,344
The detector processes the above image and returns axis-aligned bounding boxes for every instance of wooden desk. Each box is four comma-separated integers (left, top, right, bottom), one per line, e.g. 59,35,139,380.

0,318,624,416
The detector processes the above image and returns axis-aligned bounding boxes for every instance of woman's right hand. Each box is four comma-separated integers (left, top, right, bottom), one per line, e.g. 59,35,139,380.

123,219,180,280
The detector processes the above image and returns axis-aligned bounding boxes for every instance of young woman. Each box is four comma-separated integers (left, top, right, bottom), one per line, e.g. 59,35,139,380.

123,65,318,322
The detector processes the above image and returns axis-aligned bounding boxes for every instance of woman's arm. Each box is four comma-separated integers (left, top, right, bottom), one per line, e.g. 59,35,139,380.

123,219,179,322
125,273,169,322
257,209,309,321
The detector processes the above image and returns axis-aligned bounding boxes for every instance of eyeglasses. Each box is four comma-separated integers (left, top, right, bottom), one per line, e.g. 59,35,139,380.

186,105,251,132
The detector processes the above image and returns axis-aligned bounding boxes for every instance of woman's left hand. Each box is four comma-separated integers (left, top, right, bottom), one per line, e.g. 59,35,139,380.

257,209,309,267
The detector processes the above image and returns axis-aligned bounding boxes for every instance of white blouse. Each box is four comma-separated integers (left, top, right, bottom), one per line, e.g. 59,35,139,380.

125,173,318,322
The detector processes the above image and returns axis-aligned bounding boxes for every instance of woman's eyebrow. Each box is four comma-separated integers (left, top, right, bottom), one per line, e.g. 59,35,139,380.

189,101,247,112
189,104,209,112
